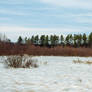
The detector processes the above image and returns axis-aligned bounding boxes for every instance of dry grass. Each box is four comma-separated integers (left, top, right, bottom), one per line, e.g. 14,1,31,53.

1,42,92,57
85,61,92,65
14,90,35,92
73,59,92,65
4,55,39,68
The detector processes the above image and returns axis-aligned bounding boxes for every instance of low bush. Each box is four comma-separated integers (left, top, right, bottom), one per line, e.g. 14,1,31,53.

4,55,39,68
73,59,83,64
73,59,92,65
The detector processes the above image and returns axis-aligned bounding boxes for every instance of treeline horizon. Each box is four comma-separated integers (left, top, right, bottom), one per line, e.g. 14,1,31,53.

1,32,92,48
1,32,92,56
16,32,92,48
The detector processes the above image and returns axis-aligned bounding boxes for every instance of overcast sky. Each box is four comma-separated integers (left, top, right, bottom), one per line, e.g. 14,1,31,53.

0,0,92,41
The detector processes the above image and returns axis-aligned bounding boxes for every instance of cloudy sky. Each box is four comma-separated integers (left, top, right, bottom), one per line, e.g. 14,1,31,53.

0,0,92,41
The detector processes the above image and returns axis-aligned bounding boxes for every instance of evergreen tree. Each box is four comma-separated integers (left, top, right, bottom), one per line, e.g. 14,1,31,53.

73,34,82,47
74,34,77,47
69,34,73,46
40,35,46,46
60,35,64,45
34,35,39,45
17,36,23,44
53,35,59,46
50,35,55,46
88,32,92,47
31,36,35,44
65,35,70,46
45,35,49,46
83,33,87,47
25,37,27,44
77,34,82,47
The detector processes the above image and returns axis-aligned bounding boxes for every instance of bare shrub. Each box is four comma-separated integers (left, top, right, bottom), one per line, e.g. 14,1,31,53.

43,61,48,65
73,59,83,64
85,61,92,65
73,59,92,65
4,55,39,68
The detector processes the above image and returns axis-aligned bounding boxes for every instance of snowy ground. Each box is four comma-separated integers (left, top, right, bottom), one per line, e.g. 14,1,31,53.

0,56,92,92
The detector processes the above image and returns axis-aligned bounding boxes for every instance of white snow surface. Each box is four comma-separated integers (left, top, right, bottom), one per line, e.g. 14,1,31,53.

0,56,92,92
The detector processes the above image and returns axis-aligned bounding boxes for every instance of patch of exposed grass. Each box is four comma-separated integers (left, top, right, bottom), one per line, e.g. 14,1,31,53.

73,59,92,65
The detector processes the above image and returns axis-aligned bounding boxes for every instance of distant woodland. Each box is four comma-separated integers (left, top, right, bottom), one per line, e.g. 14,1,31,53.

0,33,92,56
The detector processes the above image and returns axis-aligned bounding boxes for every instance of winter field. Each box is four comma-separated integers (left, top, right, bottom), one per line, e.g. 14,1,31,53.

0,56,92,92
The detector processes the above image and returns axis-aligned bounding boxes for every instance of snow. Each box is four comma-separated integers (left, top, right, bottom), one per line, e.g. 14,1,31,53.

0,56,92,92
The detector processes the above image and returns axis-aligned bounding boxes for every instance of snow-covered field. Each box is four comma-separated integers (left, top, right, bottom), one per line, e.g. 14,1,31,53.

0,56,92,92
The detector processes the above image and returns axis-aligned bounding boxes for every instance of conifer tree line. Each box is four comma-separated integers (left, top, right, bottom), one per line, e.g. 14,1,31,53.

17,32,92,48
